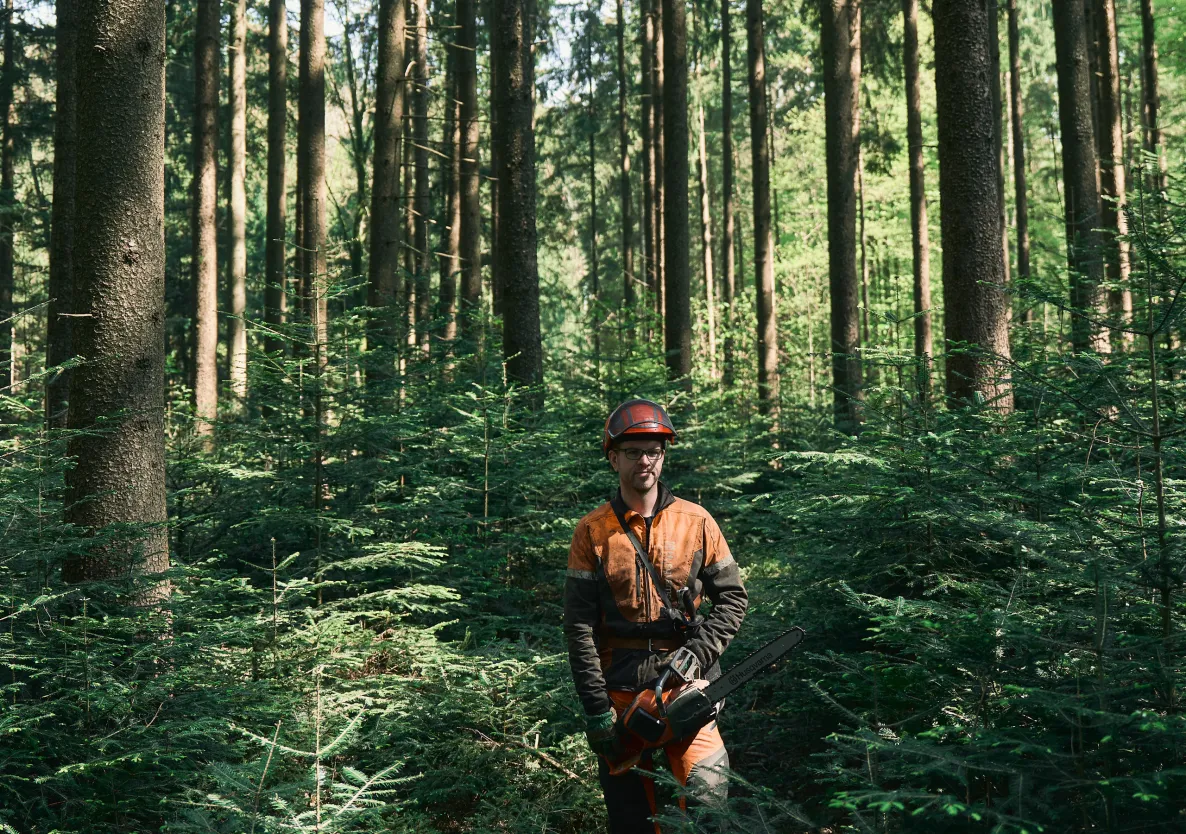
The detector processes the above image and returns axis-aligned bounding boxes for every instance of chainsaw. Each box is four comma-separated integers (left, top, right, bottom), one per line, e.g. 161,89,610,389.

606,627,806,776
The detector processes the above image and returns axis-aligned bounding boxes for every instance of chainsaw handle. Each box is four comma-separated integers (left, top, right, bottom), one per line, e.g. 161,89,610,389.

652,667,673,717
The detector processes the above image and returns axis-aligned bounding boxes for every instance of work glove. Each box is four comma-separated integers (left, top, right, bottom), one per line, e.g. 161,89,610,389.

584,708,622,758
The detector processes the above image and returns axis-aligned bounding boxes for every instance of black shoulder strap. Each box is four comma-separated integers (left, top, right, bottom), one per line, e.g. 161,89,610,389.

609,500,677,614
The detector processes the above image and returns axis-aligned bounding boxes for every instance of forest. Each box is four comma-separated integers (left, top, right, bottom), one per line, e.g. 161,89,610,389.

0,0,1184,829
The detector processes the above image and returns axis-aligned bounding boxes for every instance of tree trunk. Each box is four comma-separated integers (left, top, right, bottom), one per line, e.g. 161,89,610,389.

820,0,860,432
663,0,691,383
721,0,736,386
264,0,288,356
494,0,543,393
367,0,406,388
457,0,482,341
0,0,12,394
47,0,76,427
989,0,1010,289
748,0,780,420
933,0,1013,408
1053,0,1109,354
438,49,460,344
902,0,931,362
1006,0,1031,323
858,147,869,349
697,104,717,377
1096,0,1131,338
228,0,248,402
641,0,657,321
413,0,432,352
587,13,600,379
654,0,665,324
488,0,501,318
402,80,416,349
64,0,168,584
617,0,635,311
1140,0,1165,192
192,0,219,440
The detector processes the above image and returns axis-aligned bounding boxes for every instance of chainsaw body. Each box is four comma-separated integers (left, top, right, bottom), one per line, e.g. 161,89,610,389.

607,679,716,776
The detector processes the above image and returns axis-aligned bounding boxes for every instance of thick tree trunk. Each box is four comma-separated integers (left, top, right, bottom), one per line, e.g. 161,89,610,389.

748,0,780,419
1053,0,1109,354
438,51,460,344
228,0,248,402
902,0,931,362
264,0,288,356
820,0,860,431
663,0,691,383
457,0,482,340
367,0,406,387
493,0,543,392
616,0,635,310
641,0,657,318
192,0,219,439
1006,0,1031,323
64,0,168,584
47,0,76,427
721,0,736,386
300,0,328,380
933,0,1013,408
413,0,432,352
1140,0,1165,191
697,104,717,377
1096,0,1131,337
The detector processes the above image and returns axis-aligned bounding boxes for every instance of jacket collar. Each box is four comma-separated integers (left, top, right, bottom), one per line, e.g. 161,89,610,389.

610,481,676,520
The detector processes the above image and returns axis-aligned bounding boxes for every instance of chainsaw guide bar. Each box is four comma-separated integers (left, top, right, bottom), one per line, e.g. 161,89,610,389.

703,626,806,705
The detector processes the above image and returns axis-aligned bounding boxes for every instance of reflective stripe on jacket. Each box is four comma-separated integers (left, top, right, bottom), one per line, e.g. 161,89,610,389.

563,482,749,716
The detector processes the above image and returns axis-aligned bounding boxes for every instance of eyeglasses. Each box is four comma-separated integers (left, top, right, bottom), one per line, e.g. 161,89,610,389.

618,447,665,462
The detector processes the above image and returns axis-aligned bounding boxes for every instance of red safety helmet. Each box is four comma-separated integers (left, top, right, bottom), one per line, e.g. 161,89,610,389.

603,399,677,456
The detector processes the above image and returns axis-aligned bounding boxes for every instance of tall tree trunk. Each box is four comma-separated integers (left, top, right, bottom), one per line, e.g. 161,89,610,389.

228,0,248,402
413,0,432,352
64,0,168,584
457,0,482,341
697,104,717,377
748,0,780,419
989,0,1010,289
1140,0,1165,192
488,0,501,318
1096,0,1131,337
617,0,635,311
902,0,931,362
494,0,543,393
1053,0,1109,354
402,80,416,349
47,0,76,427
1006,0,1031,323
0,0,12,394
663,0,691,383
367,0,406,387
654,0,666,324
820,0,860,432
858,147,869,348
192,0,220,440
438,50,460,344
264,0,288,356
587,14,600,379
721,0,736,386
933,0,1013,408
641,0,657,323
300,0,328,379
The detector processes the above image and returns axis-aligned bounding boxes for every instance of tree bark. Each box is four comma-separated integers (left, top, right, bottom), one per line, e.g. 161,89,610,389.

749,0,780,419
654,0,665,324
413,0,432,352
438,49,460,344
587,12,600,377
1006,0,1031,323
457,0,482,340
0,0,12,394
1096,0,1131,337
616,0,635,311
989,0,1010,289
641,0,657,319
1053,0,1109,354
697,104,717,377
1140,0,1165,192
264,0,288,356
820,0,860,431
933,0,1013,408
366,0,406,388
228,0,248,402
64,0,168,584
721,0,736,386
494,0,543,392
402,78,416,348
192,0,220,440
902,0,931,362
47,0,76,427
662,0,691,384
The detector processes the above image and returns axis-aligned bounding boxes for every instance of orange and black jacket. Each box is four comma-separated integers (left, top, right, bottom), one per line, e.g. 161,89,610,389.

564,482,749,716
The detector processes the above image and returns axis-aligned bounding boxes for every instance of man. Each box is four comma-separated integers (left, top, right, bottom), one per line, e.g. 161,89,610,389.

564,399,749,833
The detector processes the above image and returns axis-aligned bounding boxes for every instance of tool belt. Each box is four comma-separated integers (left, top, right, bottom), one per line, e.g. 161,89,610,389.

599,635,686,651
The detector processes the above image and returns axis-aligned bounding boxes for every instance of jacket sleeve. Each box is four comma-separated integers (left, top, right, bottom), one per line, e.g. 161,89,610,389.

563,519,612,716
687,513,748,670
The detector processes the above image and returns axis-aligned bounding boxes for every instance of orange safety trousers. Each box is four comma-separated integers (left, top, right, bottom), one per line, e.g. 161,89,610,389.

598,690,730,834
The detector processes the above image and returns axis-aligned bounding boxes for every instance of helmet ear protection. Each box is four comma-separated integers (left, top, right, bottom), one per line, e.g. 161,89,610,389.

603,399,677,457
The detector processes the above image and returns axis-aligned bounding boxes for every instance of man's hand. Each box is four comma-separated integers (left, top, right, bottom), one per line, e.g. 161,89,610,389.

584,708,622,758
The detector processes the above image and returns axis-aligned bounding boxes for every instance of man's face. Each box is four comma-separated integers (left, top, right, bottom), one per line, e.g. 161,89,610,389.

609,438,666,494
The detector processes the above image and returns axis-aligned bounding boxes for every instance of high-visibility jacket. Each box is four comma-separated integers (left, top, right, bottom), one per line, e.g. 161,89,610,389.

563,482,749,717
